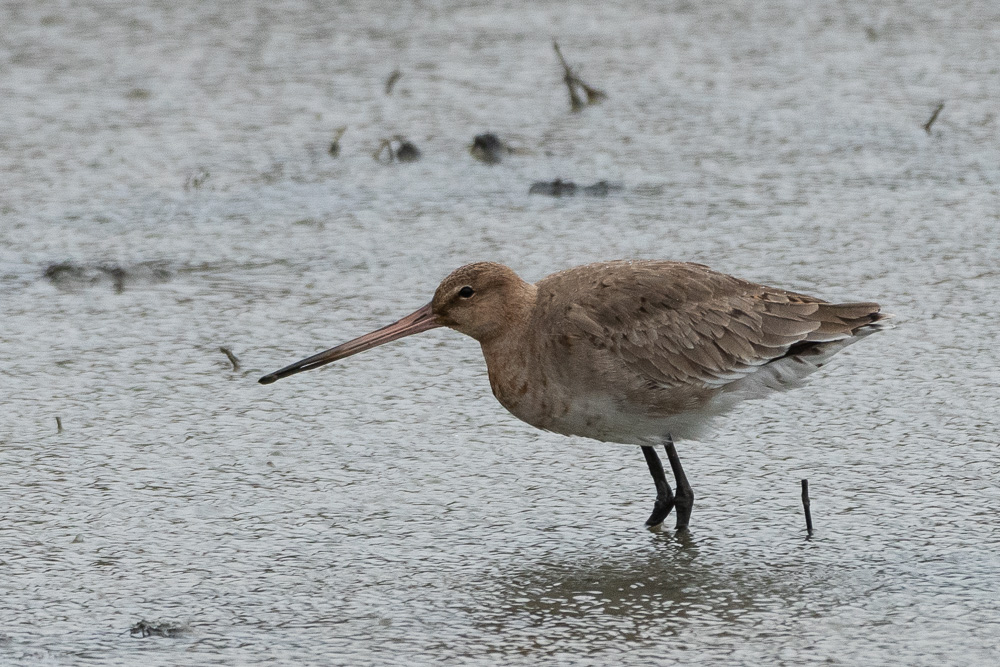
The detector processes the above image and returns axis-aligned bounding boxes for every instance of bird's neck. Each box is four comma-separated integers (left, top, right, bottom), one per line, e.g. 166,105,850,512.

479,281,538,348
477,282,540,410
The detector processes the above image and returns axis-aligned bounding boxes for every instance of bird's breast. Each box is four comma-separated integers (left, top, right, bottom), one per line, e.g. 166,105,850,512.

480,332,721,445
487,361,563,427
482,335,574,430
482,342,645,443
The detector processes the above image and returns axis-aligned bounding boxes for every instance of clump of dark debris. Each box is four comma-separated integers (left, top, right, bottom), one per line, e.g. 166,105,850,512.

528,179,623,197
184,168,210,190
470,133,511,164
43,261,171,293
529,178,576,196
581,180,624,196
129,620,185,638
374,136,421,163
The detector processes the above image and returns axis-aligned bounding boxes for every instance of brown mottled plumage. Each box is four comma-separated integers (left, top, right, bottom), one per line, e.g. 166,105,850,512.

260,260,891,530
420,261,889,443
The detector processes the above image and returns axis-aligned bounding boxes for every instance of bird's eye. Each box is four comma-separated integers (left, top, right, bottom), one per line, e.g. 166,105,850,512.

458,286,475,298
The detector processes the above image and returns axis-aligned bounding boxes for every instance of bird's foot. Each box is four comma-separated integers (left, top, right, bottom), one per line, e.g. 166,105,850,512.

644,496,675,529
673,489,694,531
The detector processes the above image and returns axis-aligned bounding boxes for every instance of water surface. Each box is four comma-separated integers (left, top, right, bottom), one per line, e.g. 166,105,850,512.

2,1,1000,664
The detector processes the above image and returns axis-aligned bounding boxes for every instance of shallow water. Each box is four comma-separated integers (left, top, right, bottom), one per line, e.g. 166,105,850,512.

2,1,1000,664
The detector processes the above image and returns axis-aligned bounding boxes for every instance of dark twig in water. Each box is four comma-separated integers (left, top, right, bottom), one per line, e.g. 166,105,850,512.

579,80,607,105
328,126,347,157
385,69,402,95
56,416,62,432
219,347,240,371
801,479,814,537
553,41,584,112
923,103,945,134
552,41,606,112
374,138,394,163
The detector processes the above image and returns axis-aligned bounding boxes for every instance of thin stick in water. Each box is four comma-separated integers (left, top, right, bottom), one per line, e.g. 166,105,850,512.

219,347,241,371
329,126,347,157
385,69,402,95
801,478,814,536
56,416,63,433
553,41,585,112
923,103,944,134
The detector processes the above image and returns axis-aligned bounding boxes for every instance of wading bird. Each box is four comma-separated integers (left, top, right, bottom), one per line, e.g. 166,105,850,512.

260,261,891,530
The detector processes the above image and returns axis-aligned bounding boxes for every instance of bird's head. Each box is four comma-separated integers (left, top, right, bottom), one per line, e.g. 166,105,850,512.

431,262,534,342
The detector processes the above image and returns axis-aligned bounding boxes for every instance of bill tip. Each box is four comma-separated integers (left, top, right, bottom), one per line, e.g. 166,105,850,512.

259,374,278,385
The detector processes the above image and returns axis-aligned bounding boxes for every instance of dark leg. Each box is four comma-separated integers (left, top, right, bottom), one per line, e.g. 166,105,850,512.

663,436,694,530
641,446,675,527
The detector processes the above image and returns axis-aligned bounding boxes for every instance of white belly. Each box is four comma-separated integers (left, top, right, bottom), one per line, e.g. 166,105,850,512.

506,391,723,446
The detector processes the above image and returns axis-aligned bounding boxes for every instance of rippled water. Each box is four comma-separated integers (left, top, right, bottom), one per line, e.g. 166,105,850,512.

3,1,1000,664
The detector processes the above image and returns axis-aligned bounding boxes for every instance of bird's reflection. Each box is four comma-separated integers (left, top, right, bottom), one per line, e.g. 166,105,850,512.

455,531,850,657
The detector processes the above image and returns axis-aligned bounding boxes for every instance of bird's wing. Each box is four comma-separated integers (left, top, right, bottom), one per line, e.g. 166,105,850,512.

536,261,882,390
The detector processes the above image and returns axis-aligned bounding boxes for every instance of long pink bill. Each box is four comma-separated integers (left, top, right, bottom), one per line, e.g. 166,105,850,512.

258,302,440,385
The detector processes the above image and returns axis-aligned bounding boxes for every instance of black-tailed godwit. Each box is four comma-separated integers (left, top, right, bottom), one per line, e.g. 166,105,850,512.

260,261,891,530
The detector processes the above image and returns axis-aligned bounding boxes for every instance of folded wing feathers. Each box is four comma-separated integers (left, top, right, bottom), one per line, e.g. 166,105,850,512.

575,268,880,390
544,261,884,391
